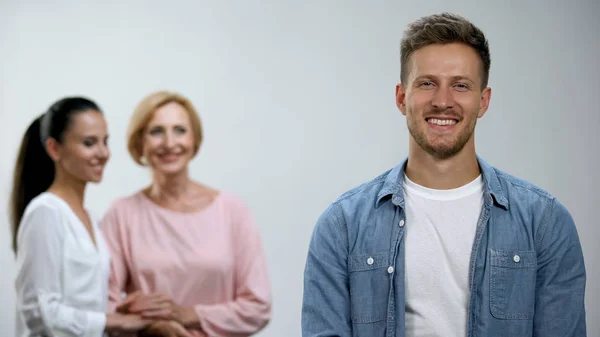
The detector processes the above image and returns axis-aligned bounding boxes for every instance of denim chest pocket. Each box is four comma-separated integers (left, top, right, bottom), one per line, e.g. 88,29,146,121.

489,249,537,320
348,252,390,324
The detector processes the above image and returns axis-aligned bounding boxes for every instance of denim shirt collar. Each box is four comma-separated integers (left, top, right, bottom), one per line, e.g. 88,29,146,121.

375,155,509,210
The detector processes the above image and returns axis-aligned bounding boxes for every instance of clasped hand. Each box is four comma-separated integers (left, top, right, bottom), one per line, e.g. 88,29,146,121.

117,291,203,337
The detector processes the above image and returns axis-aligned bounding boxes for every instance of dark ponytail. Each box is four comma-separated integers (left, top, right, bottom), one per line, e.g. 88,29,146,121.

9,97,101,254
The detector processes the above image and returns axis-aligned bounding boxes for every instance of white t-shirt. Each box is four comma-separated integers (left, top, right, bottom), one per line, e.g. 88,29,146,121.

15,192,111,337
403,174,484,337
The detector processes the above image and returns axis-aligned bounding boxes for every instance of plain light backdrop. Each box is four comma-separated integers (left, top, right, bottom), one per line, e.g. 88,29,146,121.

1,1,598,336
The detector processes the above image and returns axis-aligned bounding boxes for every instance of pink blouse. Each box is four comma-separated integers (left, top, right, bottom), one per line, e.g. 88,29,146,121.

100,191,271,336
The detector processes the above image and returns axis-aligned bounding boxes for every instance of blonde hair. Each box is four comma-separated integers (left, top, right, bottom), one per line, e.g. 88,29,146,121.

127,90,203,165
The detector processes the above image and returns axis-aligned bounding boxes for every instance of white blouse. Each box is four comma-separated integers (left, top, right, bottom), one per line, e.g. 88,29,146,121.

15,192,110,337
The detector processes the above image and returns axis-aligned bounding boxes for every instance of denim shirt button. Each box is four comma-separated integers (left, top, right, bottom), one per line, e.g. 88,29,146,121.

399,219,405,227
513,254,521,263
367,257,374,265
387,266,394,274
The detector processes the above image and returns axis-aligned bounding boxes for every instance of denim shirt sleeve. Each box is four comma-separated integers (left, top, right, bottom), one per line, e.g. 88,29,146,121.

302,203,352,337
533,198,587,336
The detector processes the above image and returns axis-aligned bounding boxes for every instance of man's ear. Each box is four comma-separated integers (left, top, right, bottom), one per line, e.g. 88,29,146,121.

477,87,492,118
396,83,407,116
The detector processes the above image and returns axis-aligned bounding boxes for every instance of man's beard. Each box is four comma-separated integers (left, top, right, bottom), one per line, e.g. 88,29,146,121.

407,112,476,159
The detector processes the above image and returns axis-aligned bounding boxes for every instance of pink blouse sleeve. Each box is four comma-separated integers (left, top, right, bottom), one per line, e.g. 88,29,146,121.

99,204,130,313
194,199,272,336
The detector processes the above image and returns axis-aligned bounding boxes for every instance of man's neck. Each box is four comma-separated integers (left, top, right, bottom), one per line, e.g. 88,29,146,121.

405,142,481,190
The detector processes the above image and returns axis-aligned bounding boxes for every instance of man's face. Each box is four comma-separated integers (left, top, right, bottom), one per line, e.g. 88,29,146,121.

396,43,491,159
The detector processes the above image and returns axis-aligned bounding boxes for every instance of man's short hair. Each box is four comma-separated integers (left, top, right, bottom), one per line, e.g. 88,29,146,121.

400,12,491,89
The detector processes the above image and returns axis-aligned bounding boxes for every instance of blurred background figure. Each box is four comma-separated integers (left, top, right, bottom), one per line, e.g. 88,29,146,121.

11,97,152,337
101,91,272,337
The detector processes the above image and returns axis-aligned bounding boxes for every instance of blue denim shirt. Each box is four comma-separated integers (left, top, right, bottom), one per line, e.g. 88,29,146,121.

301,156,586,337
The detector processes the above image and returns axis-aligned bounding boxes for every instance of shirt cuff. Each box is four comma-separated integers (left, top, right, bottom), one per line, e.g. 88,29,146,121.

194,304,213,334
86,311,106,337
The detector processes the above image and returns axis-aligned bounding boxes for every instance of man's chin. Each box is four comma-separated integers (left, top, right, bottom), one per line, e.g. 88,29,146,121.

421,141,464,159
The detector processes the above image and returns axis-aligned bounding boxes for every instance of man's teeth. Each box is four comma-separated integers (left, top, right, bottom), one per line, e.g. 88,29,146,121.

428,118,457,126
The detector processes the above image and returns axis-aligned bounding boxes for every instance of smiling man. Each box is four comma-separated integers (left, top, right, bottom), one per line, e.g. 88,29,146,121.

301,13,587,337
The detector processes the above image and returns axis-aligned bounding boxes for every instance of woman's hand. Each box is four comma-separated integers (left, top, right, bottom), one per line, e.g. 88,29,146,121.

116,292,199,327
105,313,151,332
140,320,196,337
116,290,143,313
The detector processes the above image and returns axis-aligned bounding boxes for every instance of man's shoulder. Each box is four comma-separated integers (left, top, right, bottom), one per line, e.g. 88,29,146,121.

334,168,393,204
490,166,578,233
491,165,556,204
317,166,397,224
311,167,396,241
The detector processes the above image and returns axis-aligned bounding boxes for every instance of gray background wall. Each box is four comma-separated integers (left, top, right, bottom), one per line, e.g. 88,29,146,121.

1,1,598,335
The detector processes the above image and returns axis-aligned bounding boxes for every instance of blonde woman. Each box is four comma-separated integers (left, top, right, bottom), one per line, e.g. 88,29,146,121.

101,91,271,337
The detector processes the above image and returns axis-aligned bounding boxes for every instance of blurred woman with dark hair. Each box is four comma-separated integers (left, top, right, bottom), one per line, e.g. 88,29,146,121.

10,97,159,337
